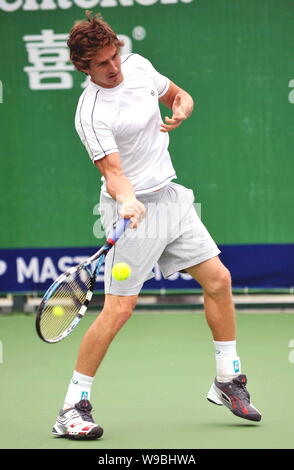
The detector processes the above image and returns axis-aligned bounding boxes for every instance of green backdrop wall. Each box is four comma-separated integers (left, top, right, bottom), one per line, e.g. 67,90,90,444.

1,0,293,249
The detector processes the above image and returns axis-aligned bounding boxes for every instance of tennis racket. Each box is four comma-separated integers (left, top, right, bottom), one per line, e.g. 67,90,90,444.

35,218,130,344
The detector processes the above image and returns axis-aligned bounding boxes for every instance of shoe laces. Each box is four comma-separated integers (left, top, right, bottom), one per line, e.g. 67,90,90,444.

232,375,250,400
74,399,95,423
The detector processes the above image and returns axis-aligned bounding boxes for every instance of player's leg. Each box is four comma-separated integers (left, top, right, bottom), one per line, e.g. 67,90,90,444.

185,256,241,380
157,183,261,422
185,256,236,341
52,189,169,439
186,257,261,421
52,293,137,440
185,258,261,421
74,293,138,377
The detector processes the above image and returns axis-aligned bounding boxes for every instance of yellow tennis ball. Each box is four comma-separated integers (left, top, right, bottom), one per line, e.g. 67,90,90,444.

112,262,131,281
52,305,65,317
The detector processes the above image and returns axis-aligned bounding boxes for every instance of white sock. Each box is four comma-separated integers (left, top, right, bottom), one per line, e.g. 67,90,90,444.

63,370,94,410
213,340,241,383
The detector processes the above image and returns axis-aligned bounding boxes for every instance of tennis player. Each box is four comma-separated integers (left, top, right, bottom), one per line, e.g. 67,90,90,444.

52,11,261,439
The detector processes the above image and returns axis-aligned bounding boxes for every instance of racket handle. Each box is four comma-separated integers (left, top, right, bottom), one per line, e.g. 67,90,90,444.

107,218,131,245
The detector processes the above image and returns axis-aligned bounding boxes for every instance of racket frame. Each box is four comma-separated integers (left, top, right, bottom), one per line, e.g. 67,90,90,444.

36,218,130,343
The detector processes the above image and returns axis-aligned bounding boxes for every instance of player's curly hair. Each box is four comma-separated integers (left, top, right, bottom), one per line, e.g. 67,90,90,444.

67,10,124,72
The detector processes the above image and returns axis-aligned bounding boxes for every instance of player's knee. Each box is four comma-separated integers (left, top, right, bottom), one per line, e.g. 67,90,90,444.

103,296,136,329
204,267,232,297
119,296,137,318
107,305,134,336
118,305,134,323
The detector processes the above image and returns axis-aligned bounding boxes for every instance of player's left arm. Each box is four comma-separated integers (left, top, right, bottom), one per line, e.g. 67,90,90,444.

159,80,194,133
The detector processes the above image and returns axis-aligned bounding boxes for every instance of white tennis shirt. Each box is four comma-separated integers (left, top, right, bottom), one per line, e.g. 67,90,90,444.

75,53,177,196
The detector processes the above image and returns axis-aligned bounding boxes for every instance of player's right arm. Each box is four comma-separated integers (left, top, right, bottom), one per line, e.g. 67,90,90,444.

94,152,146,228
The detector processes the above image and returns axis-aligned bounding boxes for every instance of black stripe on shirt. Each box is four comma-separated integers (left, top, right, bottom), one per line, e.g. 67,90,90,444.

121,53,136,64
79,89,95,161
93,148,118,161
91,90,107,160
158,79,169,97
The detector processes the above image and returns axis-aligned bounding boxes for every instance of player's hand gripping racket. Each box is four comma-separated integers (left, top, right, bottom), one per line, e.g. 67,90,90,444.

35,218,130,343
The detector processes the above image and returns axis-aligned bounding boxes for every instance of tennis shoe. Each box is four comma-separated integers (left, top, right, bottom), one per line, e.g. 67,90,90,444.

52,399,103,439
207,374,261,422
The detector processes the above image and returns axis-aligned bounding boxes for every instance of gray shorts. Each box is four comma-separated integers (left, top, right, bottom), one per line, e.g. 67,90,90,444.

99,182,221,296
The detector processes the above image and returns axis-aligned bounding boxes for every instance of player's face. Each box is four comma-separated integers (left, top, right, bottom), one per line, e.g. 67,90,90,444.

86,44,123,88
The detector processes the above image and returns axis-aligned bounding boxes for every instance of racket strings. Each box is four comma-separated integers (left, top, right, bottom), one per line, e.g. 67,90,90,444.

39,270,92,341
